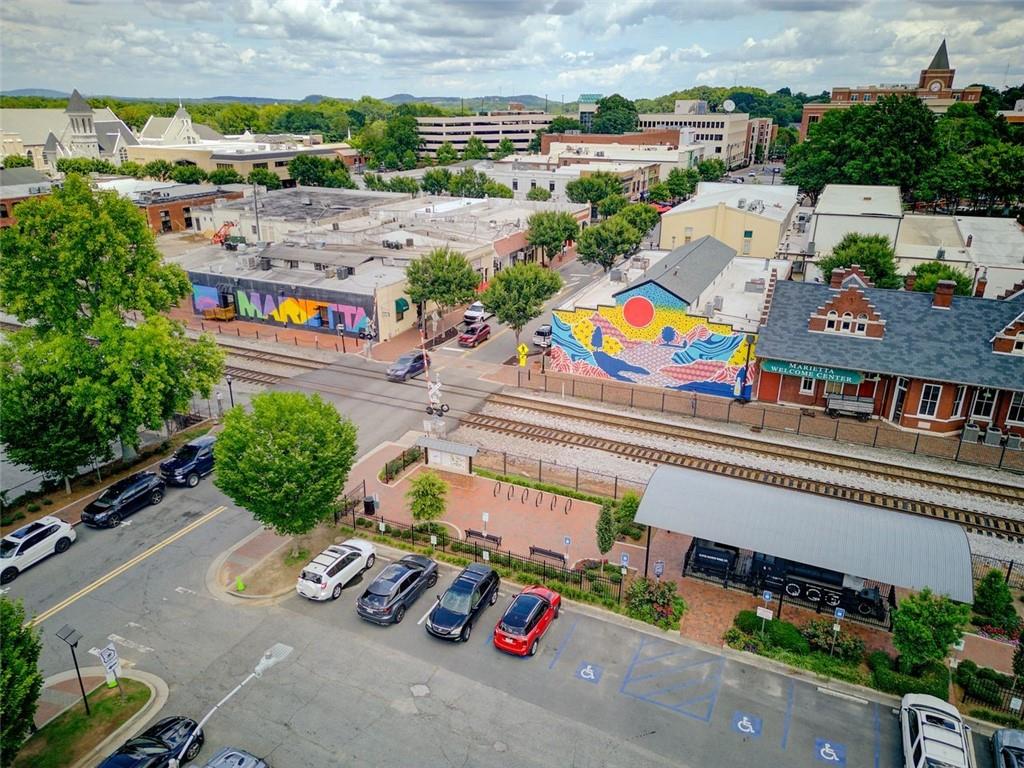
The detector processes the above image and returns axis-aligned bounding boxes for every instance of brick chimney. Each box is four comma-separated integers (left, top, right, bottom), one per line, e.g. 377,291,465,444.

932,279,955,309
974,268,988,298
904,272,916,292
830,268,845,289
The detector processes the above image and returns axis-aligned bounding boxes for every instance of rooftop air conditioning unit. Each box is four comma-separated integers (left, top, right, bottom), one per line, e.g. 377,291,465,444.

241,255,259,269
336,266,351,279
737,198,746,209
332,222,339,231
405,238,414,247
259,257,271,270
302,196,312,205
610,268,624,282
713,296,724,310
383,257,395,267
937,247,946,260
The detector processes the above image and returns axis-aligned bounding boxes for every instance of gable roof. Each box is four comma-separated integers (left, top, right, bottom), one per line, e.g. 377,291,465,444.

0,109,70,146
615,235,735,306
139,116,173,140
757,280,1024,391
65,89,92,114
94,120,139,153
0,167,49,187
927,39,950,70
194,122,224,141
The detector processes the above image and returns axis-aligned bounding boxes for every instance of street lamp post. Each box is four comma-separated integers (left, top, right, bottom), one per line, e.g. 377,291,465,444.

56,624,90,716
225,374,235,408
169,643,293,768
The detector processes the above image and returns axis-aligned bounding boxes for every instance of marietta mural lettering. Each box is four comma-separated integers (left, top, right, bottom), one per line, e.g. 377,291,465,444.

550,284,756,399
192,284,369,333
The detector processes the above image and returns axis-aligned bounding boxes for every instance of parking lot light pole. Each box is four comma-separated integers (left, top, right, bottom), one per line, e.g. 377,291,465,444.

225,374,235,408
169,643,293,768
56,624,90,716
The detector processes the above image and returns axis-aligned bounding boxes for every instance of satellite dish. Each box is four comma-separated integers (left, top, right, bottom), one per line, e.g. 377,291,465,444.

723,99,736,113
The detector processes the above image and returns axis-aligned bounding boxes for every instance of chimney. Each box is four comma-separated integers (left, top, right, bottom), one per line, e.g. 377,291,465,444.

829,268,845,289
932,279,955,309
974,268,987,298
904,272,916,292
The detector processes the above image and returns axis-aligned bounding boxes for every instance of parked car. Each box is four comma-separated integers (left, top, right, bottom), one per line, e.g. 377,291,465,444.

900,693,976,768
386,350,430,382
199,747,268,768
80,472,165,528
0,516,76,585
493,585,561,657
993,729,1024,768
747,171,757,177
463,301,493,324
426,563,500,642
458,322,490,347
296,539,376,601
652,203,673,215
356,554,439,625
160,434,216,487
97,715,204,767
532,324,552,348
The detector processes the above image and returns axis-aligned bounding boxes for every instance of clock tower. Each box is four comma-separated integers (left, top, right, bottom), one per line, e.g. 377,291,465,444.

918,39,955,93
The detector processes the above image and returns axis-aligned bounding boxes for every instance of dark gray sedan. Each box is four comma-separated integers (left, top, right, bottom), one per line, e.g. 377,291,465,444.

356,554,438,625
994,729,1024,768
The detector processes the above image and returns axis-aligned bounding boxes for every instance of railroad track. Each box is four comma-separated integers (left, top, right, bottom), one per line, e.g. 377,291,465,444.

459,412,1024,542
223,365,285,386
486,393,1024,507
220,344,328,371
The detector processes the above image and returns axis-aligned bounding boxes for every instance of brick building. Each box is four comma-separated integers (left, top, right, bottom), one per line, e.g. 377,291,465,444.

131,184,245,234
755,266,1024,441
0,167,55,228
540,129,683,154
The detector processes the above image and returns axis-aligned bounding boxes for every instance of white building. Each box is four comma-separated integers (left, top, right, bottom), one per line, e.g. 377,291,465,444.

416,110,554,157
636,100,764,169
543,140,705,180
809,184,904,256
476,157,660,202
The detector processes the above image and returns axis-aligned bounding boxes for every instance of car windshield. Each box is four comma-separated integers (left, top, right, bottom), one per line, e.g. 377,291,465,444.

1,540,18,558
299,570,322,585
395,354,417,366
362,592,389,607
95,487,122,505
439,582,473,615
174,445,199,460
123,738,168,755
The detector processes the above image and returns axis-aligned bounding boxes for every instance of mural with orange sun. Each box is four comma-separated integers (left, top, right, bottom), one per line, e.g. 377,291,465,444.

550,282,756,398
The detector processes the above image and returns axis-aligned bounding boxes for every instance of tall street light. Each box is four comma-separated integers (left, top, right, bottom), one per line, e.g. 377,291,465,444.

225,374,235,408
56,624,90,716
169,643,293,768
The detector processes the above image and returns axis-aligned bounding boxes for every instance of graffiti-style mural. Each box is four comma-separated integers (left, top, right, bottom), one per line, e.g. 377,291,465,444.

192,284,369,333
550,282,756,398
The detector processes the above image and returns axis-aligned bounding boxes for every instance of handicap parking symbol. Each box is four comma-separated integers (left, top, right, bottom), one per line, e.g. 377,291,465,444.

575,661,603,684
731,711,762,739
814,739,846,765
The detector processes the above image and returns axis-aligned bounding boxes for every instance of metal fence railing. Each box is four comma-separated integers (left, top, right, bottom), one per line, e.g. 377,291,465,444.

971,554,1024,591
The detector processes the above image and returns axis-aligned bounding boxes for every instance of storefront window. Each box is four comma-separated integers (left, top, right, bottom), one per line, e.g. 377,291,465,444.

824,380,844,396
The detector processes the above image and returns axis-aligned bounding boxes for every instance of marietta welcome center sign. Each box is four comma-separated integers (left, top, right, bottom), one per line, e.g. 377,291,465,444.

760,359,864,385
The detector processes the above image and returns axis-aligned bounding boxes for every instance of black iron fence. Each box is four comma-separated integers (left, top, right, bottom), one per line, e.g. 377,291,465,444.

379,447,424,484
971,554,1024,591
472,446,647,501
961,676,1024,718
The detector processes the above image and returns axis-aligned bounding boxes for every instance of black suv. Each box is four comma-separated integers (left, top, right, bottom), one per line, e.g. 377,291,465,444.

356,554,439,625
160,434,216,487
425,563,500,642
81,472,166,528
97,715,204,767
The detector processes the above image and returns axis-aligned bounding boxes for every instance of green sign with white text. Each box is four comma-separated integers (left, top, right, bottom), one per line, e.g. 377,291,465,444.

760,359,864,384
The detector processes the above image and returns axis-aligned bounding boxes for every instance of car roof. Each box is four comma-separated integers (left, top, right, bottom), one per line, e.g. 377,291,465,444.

504,593,543,624
461,563,493,583
399,554,432,568
202,747,267,768
186,435,216,448
304,544,358,573
6,517,61,540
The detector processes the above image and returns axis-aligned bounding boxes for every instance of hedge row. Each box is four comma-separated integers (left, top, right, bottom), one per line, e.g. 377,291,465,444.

955,659,1014,707
867,651,949,701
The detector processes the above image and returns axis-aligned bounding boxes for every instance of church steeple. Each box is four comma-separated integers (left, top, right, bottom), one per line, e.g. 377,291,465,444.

63,87,99,158
927,39,950,71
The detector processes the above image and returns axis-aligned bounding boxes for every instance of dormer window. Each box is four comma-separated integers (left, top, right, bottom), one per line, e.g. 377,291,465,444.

1015,332,1024,354
841,312,852,332
825,311,837,330
856,313,868,334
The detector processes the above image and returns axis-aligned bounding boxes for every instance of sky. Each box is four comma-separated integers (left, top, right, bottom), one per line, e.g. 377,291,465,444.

0,0,1022,101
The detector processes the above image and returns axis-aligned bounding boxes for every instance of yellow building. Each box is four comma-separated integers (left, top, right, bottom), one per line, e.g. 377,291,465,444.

659,182,799,258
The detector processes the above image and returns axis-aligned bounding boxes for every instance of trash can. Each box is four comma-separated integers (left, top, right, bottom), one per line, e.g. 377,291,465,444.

363,495,379,516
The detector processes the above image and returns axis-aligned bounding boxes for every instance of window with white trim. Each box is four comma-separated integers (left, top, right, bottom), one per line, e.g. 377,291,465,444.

972,388,996,419
825,311,837,331
918,384,942,417
841,312,852,332
952,385,966,417
855,313,867,334
799,377,815,395
824,380,844,396
1014,332,1024,354
1008,392,1024,424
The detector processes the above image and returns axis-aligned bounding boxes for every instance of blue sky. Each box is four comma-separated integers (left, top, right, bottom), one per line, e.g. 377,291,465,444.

1,0,1021,100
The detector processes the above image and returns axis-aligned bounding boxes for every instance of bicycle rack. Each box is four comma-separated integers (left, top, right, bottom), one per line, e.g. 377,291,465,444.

535,491,544,507
521,488,529,504
564,498,573,514
493,481,501,497
507,485,514,501
550,495,557,511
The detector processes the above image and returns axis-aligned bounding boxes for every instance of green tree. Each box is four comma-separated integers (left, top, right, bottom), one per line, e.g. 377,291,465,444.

323,166,357,189
208,167,245,185
493,137,516,160
483,180,514,198
910,262,973,296
526,211,580,265
596,501,616,554
565,171,624,209
597,193,628,218
56,157,118,175
891,588,970,673
248,168,282,190
615,491,641,537
170,164,207,184
461,136,490,160
213,103,260,135
214,391,357,555
697,158,727,182
2,154,33,168
754,143,765,164
1,597,43,761
288,154,332,185
404,246,480,333
435,141,459,165
526,186,551,201
406,470,448,524
647,182,671,203
593,94,638,134
547,116,583,134
1013,640,1024,687
617,203,659,237
140,159,174,180
973,569,1019,629
816,233,901,289
769,126,799,160
448,168,497,198
420,167,452,194
666,167,699,200
118,161,144,178
479,263,562,346
576,217,639,271
385,176,420,194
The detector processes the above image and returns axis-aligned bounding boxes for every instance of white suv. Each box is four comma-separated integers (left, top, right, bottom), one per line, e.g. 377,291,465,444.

900,693,976,768
296,539,376,601
1,516,77,584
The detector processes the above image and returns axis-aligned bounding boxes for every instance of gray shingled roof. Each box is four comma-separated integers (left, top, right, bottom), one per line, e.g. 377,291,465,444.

0,167,49,186
757,280,1024,391
140,117,173,139
928,39,950,70
94,120,139,153
194,123,224,141
635,465,973,602
64,89,91,114
614,235,735,306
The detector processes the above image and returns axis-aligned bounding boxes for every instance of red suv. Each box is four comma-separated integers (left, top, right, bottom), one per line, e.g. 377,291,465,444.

458,322,491,347
493,585,561,656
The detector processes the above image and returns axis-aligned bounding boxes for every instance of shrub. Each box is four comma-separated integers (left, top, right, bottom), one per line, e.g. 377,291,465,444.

25,503,40,513
974,569,1019,631
801,619,866,663
969,708,1023,729
42,499,53,506
379,447,423,482
870,651,949,700
626,578,685,630
734,611,810,655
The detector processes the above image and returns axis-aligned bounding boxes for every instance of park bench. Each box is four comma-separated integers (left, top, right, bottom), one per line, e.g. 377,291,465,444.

529,545,566,565
466,529,502,547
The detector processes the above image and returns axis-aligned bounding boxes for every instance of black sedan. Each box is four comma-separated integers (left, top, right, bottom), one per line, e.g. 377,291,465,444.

356,554,438,625
97,715,204,767
425,563,500,642
81,472,165,528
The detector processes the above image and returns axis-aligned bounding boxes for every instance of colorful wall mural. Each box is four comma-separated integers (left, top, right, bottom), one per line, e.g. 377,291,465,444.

192,283,370,334
550,282,756,398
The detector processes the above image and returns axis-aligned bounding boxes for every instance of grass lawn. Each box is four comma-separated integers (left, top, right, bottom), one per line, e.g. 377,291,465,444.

241,522,357,595
13,678,150,768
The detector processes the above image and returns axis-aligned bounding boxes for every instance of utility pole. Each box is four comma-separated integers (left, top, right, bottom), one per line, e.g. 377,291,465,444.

251,180,261,241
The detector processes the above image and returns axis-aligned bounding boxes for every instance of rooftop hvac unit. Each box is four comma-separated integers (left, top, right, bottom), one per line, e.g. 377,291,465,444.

712,296,724,310
609,268,624,282
313,241,326,249
936,247,946,260
332,222,339,231
336,266,351,279
383,257,395,267
807,241,815,255
405,237,414,247
301,196,312,205
259,257,271,270
702,303,714,316
240,255,259,270
737,198,746,209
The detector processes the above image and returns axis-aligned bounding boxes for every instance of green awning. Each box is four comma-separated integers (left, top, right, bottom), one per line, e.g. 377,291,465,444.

395,297,410,313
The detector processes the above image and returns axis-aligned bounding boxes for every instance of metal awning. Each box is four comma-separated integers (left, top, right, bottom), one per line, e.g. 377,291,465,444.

635,465,973,603
395,297,410,313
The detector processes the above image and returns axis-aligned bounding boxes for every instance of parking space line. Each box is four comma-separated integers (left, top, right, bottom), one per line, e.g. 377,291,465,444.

873,702,881,768
547,618,578,670
417,599,438,625
619,637,724,723
781,679,795,750
625,655,722,684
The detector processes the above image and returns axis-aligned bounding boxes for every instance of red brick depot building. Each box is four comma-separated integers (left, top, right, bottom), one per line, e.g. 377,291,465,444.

754,267,1024,440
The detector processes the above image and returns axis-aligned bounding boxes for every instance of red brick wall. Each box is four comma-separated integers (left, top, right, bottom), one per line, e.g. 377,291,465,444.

541,129,681,154
140,191,244,234
0,193,47,228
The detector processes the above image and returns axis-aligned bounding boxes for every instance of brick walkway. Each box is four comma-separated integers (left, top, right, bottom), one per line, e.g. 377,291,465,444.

34,673,106,729
962,633,1016,674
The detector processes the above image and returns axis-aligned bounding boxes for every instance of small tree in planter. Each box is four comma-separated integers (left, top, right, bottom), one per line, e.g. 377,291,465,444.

596,501,616,554
406,470,447,528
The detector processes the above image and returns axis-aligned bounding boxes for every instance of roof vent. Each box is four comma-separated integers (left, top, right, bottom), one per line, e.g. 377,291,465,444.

862,196,872,201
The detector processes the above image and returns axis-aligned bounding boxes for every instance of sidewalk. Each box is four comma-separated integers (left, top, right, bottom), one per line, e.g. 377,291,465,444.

34,670,107,729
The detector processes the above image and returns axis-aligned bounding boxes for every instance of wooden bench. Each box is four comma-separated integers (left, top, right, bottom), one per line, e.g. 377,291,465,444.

466,529,502,547
825,394,874,422
529,545,566,565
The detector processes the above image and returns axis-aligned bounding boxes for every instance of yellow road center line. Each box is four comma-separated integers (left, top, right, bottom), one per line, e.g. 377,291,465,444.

27,505,227,628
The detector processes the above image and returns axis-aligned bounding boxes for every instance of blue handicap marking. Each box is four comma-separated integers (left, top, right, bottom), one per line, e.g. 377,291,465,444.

814,739,846,765
762,590,773,603
731,711,762,739
575,661,603,684
564,536,571,547
620,552,629,567
834,607,846,620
